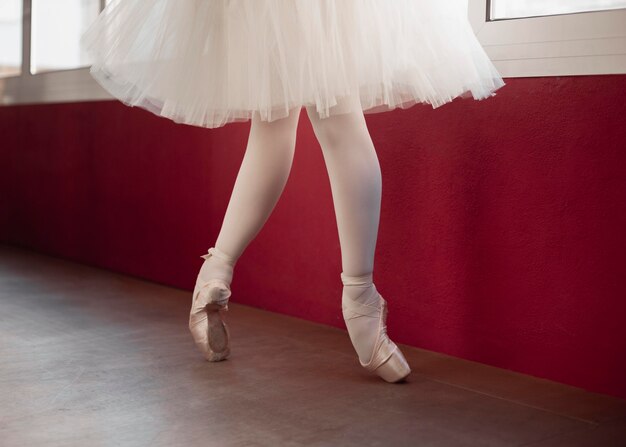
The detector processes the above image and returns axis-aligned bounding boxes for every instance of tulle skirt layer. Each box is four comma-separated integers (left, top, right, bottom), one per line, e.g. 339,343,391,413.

80,0,505,129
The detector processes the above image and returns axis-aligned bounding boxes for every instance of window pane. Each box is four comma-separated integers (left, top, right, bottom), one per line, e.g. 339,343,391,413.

491,0,626,20
0,0,22,78
31,0,102,74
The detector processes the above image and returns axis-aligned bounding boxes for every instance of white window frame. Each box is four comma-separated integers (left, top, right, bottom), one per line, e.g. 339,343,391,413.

0,0,110,106
469,0,626,77
1,0,625,107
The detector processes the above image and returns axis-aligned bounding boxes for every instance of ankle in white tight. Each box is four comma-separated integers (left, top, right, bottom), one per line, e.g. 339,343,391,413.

341,272,381,364
197,246,237,305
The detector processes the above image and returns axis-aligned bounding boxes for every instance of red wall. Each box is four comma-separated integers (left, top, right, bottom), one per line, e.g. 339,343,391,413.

1,75,625,399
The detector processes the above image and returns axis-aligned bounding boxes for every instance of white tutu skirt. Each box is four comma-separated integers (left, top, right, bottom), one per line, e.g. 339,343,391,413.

80,0,505,129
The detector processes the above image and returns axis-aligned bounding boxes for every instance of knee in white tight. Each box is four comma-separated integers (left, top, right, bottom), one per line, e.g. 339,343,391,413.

214,107,302,263
305,94,382,278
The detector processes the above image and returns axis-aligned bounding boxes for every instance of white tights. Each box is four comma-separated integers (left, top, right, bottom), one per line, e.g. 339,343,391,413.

212,93,381,275
201,94,383,359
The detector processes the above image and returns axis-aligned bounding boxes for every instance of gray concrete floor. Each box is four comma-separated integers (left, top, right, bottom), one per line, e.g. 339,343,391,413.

1,244,625,447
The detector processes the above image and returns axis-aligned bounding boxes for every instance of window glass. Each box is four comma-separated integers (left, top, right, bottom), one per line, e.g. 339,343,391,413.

0,0,22,78
31,0,101,74
490,0,626,20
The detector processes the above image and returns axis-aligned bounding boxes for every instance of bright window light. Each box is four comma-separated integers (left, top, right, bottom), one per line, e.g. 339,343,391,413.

31,0,101,74
0,0,22,78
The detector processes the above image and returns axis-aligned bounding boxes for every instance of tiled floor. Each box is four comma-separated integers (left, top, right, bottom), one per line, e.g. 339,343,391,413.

1,244,625,447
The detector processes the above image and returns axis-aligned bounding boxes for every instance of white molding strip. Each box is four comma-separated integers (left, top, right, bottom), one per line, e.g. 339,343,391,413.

469,0,626,77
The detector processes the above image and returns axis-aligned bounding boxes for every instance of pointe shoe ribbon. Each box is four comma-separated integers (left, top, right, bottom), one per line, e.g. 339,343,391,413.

342,289,396,372
341,272,411,382
192,276,231,311
188,247,236,362
194,247,236,310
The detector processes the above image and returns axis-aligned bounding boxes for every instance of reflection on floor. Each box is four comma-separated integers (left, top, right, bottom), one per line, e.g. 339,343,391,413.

1,244,625,447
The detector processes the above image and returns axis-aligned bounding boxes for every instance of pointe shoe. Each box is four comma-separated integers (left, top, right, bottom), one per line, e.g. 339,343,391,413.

341,272,411,383
188,246,236,362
